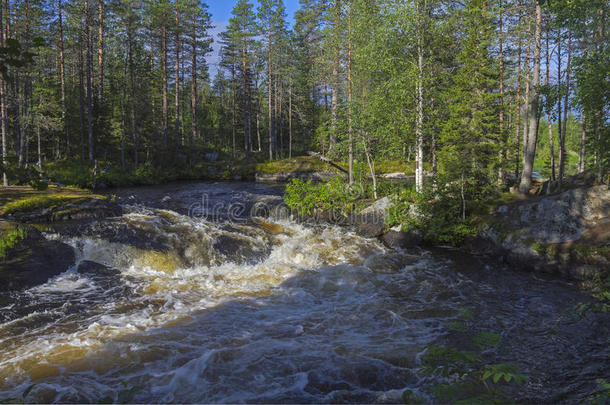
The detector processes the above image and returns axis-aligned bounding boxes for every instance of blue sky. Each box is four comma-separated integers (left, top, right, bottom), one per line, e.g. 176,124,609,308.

206,0,301,79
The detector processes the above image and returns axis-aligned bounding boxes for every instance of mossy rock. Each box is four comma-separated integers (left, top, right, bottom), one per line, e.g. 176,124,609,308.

0,220,75,291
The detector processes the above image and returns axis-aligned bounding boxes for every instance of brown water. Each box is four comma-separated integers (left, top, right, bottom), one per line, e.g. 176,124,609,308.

0,182,608,403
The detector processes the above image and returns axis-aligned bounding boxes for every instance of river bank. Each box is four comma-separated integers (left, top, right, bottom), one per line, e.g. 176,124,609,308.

0,180,608,403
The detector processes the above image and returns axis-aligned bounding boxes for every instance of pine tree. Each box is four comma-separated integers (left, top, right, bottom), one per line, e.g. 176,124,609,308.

439,0,500,210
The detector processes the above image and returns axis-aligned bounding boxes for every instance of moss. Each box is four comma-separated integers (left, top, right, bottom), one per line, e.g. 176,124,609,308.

256,156,342,175
568,244,610,265
531,241,547,255
2,195,104,215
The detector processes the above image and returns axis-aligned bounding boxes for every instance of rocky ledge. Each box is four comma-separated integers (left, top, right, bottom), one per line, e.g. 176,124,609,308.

0,221,75,291
4,197,122,223
466,184,610,281
351,183,609,281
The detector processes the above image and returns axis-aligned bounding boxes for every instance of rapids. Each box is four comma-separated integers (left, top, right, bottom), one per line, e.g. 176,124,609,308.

0,182,608,403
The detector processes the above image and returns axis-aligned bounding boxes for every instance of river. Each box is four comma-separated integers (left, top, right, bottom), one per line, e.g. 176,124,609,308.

0,182,608,403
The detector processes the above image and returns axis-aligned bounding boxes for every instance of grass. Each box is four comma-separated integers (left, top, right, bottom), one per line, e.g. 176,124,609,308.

256,156,343,175
0,185,102,215
256,156,431,176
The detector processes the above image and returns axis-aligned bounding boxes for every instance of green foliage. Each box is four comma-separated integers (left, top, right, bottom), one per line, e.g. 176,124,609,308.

415,309,528,404
256,156,342,175
0,226,27,258
589,378,610,405
573,276,610,318
284,177,365,218
391,177,486,245
0,37,44,79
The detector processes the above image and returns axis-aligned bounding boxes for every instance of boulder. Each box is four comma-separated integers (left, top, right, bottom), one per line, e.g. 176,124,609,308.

0,221,75,291
381,226,422,249
355,197,392,238
473,184,610,281
77,260,120,277
7,198,122,223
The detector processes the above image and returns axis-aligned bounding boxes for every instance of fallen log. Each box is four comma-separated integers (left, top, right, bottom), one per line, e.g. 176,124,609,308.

305,151,349,174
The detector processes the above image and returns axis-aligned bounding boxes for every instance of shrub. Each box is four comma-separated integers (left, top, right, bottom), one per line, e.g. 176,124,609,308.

0,226,28,258
413,309,528,404
284,177,366,218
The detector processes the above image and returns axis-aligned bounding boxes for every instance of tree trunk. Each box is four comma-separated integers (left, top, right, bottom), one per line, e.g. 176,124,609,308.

329,0,340,153
578,112,586,173
415,3,425,193
85,0,94,160
78,31,86,160
231,65,236,157
498,1,505,184
514,14,522,179
519,2,542,194
267,31,274,159
36,123,41,169
278,80,283,157
97,0,103,108
522,24,531,169
174,3,180,148
162,22,168,149
58,0,68,156
0,0,6,185
558,30,571,190
289,79,292,158
190,13,197,147
128,17,138,168
242,27,249,158
556,28,562,181
545,21,555,181
347,4,353,184
362,136,377,199
149,25,157,144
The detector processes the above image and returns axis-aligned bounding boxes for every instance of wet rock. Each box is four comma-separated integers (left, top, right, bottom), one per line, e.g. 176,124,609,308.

7,198,122,223
73,217,173,252
355,197,392,238
0,221,75,291
212,234,270,265
77,260,120,276
251,218,286,235
381,226,422,249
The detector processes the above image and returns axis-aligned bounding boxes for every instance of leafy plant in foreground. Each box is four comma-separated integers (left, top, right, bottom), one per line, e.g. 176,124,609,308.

0,226,28,258
407,309,528,404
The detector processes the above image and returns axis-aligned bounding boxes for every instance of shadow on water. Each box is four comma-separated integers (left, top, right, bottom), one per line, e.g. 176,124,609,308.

3,252,608,404
0,182,608,404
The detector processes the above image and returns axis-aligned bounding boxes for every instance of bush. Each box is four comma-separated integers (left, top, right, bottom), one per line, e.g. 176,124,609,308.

414,308,528,404
284,177,366,218
387,175,498,245
0,226,28,258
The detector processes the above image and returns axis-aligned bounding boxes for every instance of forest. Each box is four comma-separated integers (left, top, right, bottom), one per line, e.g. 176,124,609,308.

0,0,607,196
0,0,609,403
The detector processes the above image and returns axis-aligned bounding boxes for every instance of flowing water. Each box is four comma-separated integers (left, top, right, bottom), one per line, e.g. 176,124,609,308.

0,182,608,403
